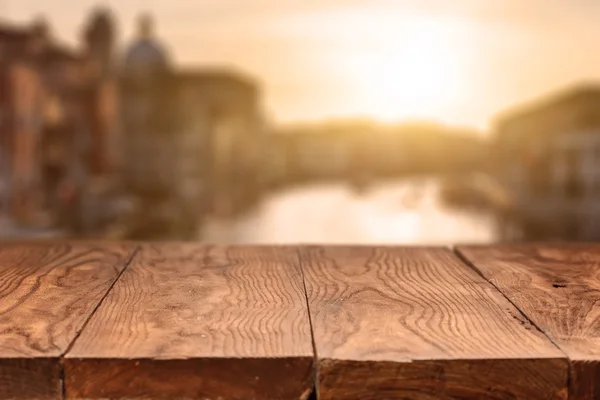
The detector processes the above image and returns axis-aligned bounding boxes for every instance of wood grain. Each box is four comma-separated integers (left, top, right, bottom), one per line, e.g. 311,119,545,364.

302,246,568,400
64,244,314,400
458,244,600,400
0,242,135,400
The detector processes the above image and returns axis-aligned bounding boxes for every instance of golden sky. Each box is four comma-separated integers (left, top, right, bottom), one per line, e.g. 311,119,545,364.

6,0,600,129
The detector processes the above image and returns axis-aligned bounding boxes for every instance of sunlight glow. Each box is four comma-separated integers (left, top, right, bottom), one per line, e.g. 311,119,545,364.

13,0,599,128
269,8,474,124
337,15,470,123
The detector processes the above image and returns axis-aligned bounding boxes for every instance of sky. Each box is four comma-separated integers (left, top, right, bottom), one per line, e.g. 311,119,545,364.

5,0,600,130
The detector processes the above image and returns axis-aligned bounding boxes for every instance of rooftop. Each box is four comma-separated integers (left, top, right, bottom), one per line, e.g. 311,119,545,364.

495,82,600,131
177,67,258,92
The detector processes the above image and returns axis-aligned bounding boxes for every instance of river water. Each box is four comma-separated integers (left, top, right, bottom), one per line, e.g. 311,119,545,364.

201,178,497,245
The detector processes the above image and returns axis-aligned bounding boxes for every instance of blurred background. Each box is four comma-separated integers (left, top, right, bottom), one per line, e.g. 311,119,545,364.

1,0,600,244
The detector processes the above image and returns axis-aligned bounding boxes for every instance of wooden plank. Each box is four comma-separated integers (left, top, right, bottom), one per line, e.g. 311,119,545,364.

302,246,568,400
458,244,600,400
0,242,135,400
64,244,314,400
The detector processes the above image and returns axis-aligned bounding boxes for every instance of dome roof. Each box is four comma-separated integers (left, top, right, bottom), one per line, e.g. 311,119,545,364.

124,38,169,72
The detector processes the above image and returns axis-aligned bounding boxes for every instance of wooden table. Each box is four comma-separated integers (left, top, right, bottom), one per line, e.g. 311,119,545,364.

0,243,598,399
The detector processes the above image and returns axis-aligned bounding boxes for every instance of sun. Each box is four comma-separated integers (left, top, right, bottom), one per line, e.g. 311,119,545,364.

337,15,469,124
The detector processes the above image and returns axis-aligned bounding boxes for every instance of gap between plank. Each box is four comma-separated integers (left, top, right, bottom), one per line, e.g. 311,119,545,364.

297,245,320,400
59,244,141,400
453,247,572,394
453,247,565,352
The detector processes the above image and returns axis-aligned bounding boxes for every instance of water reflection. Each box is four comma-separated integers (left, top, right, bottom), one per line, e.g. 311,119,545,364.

201,178,496,245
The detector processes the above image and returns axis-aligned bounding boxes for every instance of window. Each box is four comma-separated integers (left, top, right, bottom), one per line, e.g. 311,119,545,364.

564,148,584,200
531,150,552,197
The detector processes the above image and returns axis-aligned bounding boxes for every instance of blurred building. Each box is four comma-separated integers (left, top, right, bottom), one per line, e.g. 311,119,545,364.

0,23,38,221
264,123,385,187
175,69,264,218
119,15,264,239
494,84,600,240
0,20,81,226
0,9,264,239
119,13,200,239
284,127,362,182
0,9,121,234
80,8,119,176
262,122,484,189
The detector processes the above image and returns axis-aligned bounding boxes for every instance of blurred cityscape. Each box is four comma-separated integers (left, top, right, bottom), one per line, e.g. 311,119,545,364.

0,6,598,243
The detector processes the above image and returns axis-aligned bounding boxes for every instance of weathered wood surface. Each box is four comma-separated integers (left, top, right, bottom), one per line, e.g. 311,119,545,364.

5,243,600,399
302,246,568,400
0,242,135,400
64,244,314,400
459,244,600,400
